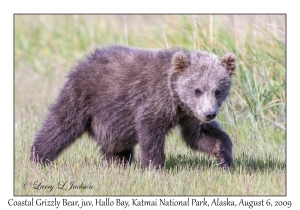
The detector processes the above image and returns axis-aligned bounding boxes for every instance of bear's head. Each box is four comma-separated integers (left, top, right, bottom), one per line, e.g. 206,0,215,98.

169,51,236,123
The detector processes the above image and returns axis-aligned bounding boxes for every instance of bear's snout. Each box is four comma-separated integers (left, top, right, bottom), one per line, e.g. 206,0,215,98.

204,111,217,121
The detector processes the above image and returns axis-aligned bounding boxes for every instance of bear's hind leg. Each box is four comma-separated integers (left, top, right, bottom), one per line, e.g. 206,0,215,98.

102,148,135,165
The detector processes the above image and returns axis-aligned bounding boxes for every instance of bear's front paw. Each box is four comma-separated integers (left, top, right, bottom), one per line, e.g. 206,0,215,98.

215,152,233,170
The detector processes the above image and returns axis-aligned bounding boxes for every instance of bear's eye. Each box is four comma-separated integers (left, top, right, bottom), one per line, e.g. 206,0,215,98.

195,88,202,96
215,89,221,96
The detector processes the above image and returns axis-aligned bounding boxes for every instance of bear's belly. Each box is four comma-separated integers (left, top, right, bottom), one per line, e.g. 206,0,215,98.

91,114,138,150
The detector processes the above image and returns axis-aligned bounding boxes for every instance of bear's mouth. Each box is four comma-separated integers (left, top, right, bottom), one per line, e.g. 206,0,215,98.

202,118,215,123
197,113,217,123
198,116,216,123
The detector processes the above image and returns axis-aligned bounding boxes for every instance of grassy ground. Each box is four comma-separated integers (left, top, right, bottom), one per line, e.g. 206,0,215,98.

14,15,286,195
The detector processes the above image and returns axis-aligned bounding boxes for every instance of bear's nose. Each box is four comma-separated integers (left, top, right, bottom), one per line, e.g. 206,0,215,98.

204,111,217,120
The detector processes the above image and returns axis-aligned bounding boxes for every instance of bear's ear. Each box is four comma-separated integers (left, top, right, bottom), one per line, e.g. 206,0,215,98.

221,53,236,74
172,52,189,72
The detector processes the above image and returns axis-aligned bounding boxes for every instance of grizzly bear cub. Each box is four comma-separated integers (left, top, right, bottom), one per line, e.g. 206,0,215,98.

30,45,236,169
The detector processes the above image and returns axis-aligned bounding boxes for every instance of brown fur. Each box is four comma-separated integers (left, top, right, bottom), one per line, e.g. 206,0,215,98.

30,45,236,169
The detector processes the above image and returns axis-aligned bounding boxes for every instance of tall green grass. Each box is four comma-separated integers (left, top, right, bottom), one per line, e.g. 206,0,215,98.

14,15,285,195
